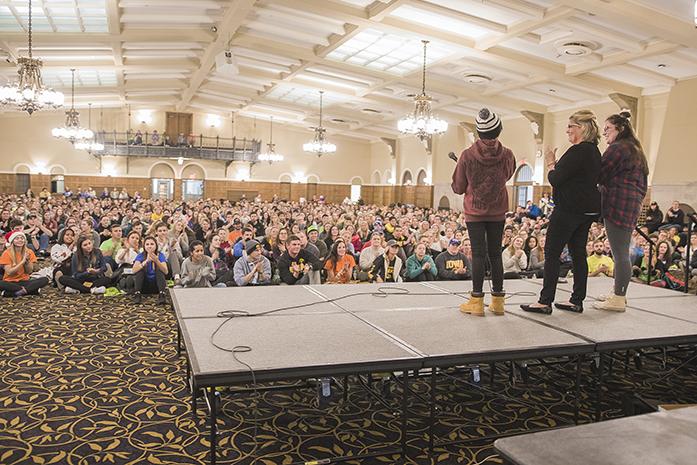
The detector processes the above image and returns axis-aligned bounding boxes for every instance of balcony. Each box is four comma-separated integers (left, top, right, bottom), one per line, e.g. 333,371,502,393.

93,131,261,163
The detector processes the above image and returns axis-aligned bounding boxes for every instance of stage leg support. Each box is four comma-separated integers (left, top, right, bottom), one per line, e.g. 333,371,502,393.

428,367,437,455
595,353,606,422
208,387,218,465
574,354,583,425
401,369,410,460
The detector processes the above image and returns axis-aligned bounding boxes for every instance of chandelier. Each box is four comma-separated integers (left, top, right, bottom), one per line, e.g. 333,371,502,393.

0,0,64,114
52,69,93,142
303,91,336,157
397,40,448,141
74,104,104,152
258,117,284,163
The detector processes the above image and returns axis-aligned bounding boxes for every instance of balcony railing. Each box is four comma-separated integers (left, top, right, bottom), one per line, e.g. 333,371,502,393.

94,131,261,162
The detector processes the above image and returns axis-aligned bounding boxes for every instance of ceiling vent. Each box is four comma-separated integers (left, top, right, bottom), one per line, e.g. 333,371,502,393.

463,73,492,84
555,40,597,57
361,108,381,114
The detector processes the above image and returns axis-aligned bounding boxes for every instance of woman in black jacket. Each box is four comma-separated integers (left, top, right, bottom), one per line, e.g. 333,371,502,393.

522,110,602,314
644,202,663,233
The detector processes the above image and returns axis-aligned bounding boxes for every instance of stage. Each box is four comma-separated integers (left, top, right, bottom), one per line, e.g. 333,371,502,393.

170,277,697,464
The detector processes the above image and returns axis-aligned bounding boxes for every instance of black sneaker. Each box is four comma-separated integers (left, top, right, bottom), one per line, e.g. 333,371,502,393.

133,292,142,304
520,304,553,315
156,292,166,305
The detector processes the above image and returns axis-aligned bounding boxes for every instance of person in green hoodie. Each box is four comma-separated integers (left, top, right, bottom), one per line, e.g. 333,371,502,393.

405,242,437,282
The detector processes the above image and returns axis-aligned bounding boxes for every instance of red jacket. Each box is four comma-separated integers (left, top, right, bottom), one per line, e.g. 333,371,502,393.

451,139,516,222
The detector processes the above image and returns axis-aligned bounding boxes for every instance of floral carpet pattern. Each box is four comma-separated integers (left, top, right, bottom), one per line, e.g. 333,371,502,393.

1,287,697,465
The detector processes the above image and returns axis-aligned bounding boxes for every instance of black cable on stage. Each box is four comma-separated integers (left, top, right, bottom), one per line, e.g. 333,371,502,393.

206,284,538,459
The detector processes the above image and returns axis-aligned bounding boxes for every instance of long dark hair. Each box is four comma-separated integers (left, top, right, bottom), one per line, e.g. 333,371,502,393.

75,235,98,272
327,239,346,270
606,111,649,176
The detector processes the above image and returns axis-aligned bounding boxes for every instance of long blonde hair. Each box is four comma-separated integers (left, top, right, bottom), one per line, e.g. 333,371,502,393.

569,109,600,144
8,237,28,267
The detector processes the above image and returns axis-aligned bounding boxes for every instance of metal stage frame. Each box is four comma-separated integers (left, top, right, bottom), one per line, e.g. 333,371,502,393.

170,277,697,465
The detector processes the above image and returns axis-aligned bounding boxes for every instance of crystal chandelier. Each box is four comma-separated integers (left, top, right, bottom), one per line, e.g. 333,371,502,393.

74,104,104,152
0,0,64,114
52,69,93,142
258,117,284,163
397,40,448,141
303,91,336,157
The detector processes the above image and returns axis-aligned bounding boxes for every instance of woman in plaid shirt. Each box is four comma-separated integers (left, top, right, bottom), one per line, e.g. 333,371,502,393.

594,111,649,312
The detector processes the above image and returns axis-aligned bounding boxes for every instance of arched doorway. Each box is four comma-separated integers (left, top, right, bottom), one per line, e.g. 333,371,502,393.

181,164,205,201
350,177,362,203
49,166,66,194
513,164,534,208
416,169,427,186
150,163,175,199
438,195,450,210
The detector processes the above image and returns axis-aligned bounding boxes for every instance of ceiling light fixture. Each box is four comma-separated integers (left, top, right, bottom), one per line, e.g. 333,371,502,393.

0,0,64,114
51,69,93,142
303,91,336,157
397,40,447,142
74,104,104,152
258,117,284,163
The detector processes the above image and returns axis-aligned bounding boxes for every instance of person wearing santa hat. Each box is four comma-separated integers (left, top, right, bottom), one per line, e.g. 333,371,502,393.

0,231,49,297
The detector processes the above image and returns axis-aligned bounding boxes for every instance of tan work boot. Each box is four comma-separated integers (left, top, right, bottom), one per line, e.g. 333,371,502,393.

488,294,506,315
593,294,626,312
460,295,485,316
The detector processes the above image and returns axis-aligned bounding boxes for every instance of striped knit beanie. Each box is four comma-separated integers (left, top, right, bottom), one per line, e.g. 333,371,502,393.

476,108,501,132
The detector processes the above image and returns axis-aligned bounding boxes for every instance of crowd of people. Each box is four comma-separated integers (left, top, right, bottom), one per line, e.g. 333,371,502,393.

1,111,695,310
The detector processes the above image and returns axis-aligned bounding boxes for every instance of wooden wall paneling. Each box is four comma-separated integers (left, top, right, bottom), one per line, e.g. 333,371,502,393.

401,186,416,205
414,186,433,208
290,183,307,201
0,173,15,193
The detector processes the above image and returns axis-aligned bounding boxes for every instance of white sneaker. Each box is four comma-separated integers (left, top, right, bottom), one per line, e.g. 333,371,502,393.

593,294,626,312
90,286,106,295
65,287,80,294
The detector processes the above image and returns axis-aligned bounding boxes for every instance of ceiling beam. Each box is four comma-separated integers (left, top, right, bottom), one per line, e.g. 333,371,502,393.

476,6,575,50
106,0,125,105
565,41,681,75
557,0,697,49
367,0,408,21
177,0,258,110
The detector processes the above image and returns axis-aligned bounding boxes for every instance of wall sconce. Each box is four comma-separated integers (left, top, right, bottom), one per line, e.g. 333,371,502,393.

236,168,250,181
177,157,184,165
206,114,221,128
388,177,396,185
32,162,47,175
137,110,152,125
293,172,307,183
424,176,432,185
102,165,116,177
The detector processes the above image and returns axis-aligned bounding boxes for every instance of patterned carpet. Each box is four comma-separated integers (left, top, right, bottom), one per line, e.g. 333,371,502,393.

2,286,697,465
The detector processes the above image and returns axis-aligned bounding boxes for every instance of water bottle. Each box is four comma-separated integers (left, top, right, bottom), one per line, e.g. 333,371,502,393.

472,365,481,383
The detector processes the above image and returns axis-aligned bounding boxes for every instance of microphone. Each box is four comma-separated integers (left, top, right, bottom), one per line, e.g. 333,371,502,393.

448,151,458,163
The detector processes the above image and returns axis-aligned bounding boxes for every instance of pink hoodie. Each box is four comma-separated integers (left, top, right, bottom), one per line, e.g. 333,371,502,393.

451,138,516,222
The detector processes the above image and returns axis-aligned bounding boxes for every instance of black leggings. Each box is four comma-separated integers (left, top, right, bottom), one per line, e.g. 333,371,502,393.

134,269,167,294
466,221,505,295
0,277,49,296
59,275,112,294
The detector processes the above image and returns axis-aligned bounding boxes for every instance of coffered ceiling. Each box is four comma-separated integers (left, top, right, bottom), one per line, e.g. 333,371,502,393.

1,0,696,140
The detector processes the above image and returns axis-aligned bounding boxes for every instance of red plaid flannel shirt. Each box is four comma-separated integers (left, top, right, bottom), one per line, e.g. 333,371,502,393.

598,141,647,230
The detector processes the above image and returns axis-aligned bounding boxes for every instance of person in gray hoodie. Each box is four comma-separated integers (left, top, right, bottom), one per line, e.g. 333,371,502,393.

180,240,216,288
452,108,516,316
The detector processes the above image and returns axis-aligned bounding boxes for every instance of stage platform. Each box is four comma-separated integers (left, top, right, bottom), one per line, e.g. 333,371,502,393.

170,277,697,464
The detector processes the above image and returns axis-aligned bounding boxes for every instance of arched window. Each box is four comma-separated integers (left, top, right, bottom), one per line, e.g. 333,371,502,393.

513,164,534,208
402,170,413,186
372,171,381,184
416,169,427,186
438,196,450,210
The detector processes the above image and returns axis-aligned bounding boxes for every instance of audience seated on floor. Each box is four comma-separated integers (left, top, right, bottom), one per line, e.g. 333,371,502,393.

0,192,693,297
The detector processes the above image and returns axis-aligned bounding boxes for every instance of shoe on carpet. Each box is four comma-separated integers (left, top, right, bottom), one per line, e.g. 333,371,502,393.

64,287,80,295
593,294,626,312
14,288,28,297
460,295,485,316
554,302,583,313
90,286,106,295
157,292,167,305
520,303,553,315
105,263,113,278
488,294,506,315
133,292,142,304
